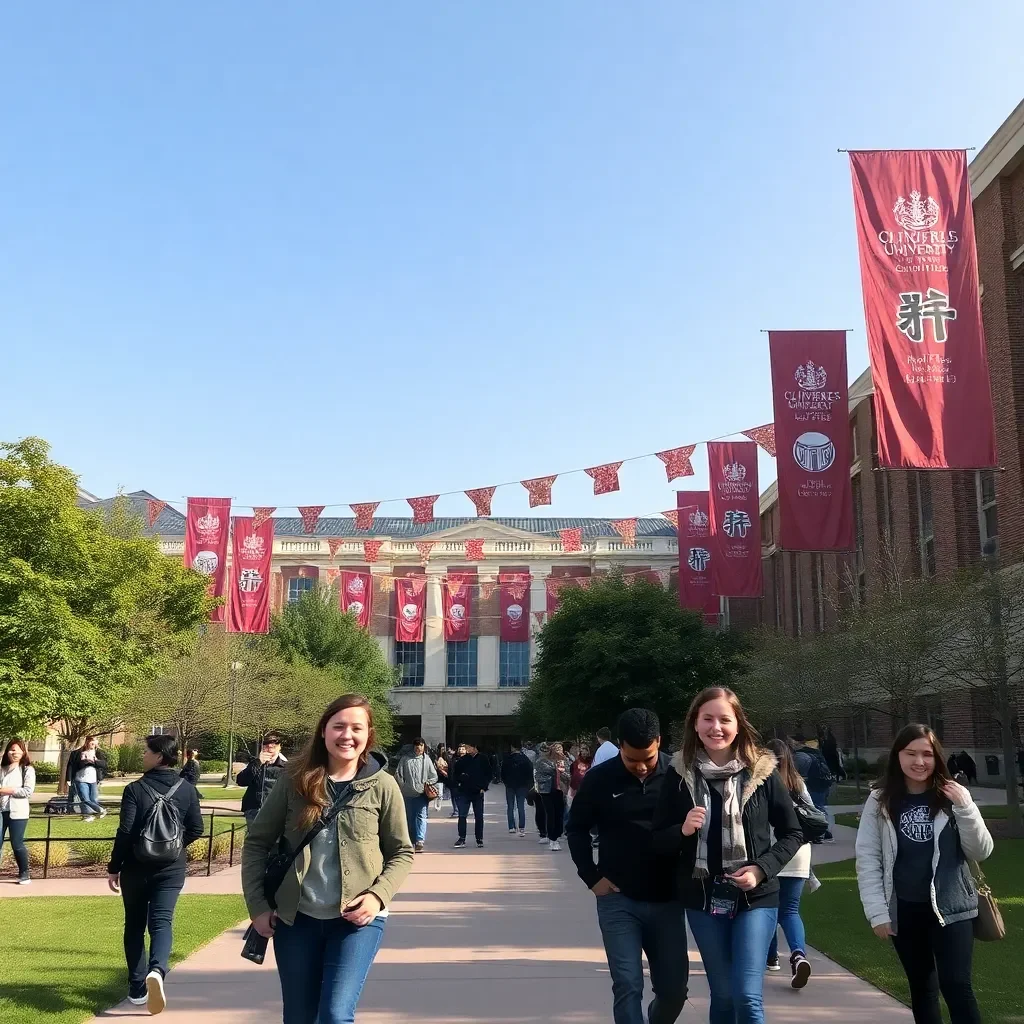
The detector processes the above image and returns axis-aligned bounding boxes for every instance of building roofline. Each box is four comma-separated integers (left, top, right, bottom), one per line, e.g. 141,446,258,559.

970,97,1024,198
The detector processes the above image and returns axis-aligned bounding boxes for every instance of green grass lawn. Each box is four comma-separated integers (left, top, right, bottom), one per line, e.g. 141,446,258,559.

0,894,246,1024
33,782,246,800
803,840,1023,1023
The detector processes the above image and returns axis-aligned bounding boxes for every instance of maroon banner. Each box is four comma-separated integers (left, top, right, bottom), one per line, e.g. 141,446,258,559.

184,497,231,623
395,577,426,643
500,573,531,642
443,574,472,641
227,516,274,634
677,491,719,624
769,331,856,551
708,442,763,598
850,150,996,468
340,571,372,631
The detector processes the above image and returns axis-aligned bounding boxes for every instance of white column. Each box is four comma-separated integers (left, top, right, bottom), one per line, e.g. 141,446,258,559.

478,635,499,689
423,571,446,688
529,569,549,666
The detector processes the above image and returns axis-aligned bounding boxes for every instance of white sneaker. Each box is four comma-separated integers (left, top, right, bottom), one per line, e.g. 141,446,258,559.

538,836,548,844
127,988,148,1006
519,829,527,837
83,816,96,823
146,970,166,1014
509,828,517,834
99,808,109,818
549,840,561,851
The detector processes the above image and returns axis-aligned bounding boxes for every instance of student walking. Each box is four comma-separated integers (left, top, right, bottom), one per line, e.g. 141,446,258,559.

448,744,466,818
501,742,534,835
451,742,490,848
653,687,803,1024
238,732,289,827
395,738,438,853
242,694,414,1024
534,742,570,851
67,736,109,821
569,743,593,806
855,724,993,1024
107,735,205,1014
567,709,688,1024
179,750,201,787
593,727,619,766
791,732,835,843
0,739,36,885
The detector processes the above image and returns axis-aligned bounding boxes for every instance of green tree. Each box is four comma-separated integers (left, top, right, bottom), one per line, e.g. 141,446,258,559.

520,574,744,740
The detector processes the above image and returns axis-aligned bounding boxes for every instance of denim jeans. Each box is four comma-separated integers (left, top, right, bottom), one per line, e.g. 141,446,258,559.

687,906,779,1024
767,877,806,960
120,867,185,985
456,791,485,842
807,787,832,831
505,786,528,830
274,911,385,1024
75,781,104,815
404,794,429,844
597,893,688,1024
0,813,29,875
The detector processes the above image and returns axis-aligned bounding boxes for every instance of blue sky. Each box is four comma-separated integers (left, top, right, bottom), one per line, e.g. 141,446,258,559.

3,3,1022,521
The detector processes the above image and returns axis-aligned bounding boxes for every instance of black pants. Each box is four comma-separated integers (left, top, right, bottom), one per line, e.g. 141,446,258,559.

541,791,565,841
121,866,185,986
533,792,547,837
892,900,981,1024
457,791,485,842
1,813,29,875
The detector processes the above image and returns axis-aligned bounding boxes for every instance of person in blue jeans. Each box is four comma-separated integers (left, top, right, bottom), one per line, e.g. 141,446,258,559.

792,732,835,843
395,739,438,853
653,687,804,1024
66,736,109,821
500,742,534,835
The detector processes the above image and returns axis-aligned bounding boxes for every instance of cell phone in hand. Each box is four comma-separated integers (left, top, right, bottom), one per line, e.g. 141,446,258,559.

240,924,269,965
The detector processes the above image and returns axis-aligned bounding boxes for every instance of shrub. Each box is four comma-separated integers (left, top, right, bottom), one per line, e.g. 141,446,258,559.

74,840,115,866
844,757,872,778
113,743,145,775
29,841,71,868
32,761,60,784
200,760,228,776
186,834,230,862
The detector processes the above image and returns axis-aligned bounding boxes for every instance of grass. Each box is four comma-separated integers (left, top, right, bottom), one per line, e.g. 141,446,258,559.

803,840,1023,1023
0,894,246,1024
24,812,245,842
33,782,246,800
835,804,1010,829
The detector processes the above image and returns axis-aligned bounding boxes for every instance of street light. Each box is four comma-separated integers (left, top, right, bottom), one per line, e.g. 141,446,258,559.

225,661,243,787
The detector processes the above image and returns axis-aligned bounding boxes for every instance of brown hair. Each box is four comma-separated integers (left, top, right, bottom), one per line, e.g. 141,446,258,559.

1,739,31,768
290,694,376,828
681,687,762,769
767,738,801,794
875,723,952,822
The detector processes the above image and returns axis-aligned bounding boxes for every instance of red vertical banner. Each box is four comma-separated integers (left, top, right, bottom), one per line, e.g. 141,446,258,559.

708,442,763,598
677,491,719,624
395,577,426,643
442,574,472,641
500,573,531,642
227,516,274,634
769,331,856,551
850,150,996,468
340,571,372,630
184,497,232,622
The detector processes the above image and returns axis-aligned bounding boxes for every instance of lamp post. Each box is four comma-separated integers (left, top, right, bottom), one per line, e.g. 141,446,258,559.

225,660,242,787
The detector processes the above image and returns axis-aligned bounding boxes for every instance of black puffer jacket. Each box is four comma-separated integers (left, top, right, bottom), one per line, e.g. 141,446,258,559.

237,754,288,813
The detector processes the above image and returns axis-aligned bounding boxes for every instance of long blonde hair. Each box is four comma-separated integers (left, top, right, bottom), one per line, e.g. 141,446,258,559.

681,687,762,769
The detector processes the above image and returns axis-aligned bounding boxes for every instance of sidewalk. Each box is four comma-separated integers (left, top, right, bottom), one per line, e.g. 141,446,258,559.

84,793,909,1023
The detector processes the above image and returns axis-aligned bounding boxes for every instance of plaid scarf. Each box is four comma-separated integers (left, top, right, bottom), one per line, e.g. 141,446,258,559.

691,752,749,879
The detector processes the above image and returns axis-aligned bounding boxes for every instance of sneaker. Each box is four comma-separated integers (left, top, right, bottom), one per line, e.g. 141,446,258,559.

453,838,466,848
822,833,836,844
145,970,166,1014
127,985,148,1006
476,840,484,848
17,874,31,886
791,953,811,989
519,829,527,837
414,842,424,853
766,955,781,972
449,811,458,818
83,816,96,823
549,840,561,851
538,835,548,844
509,828,517,834
99,808,109,818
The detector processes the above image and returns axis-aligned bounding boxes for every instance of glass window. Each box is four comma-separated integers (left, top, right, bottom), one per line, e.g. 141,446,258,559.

916,473,936,577
499,641,531,687
446,638,478,687
395,641,425,687
978,470,998,549
287,576,316,604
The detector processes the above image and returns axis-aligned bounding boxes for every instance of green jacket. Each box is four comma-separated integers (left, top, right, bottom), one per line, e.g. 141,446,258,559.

241,753,414,925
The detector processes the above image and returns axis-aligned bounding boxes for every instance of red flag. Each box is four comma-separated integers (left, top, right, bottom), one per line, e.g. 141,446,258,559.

227,516,274,634
585,461,622,495
770,331,855,551
522,475,556,508
465,486,496,517
327,538,344,559
560,528,583,552
363,539,383,563
340,571,372,630
146,499,168,528
415,540,435,563
408,495,438,524
325,567,341,588
741,424,777,457
661,509,680,529
707,442,762,598
500,574,531,642
612,518,637,546
395,576,426,642
252,507,276,530
351,502,379,530
545,576,566,615
656,445,696,482
465,538,485,561
677,491,719,624
184,498,232,623
850,150,996,468
442,573,472,641
298,506,325,534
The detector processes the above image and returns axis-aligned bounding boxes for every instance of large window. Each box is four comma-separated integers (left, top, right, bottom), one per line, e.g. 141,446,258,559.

977,470,998,551
395,642,425,687
446,638,478,688
499,641,530,687
810,553,825,632
916,473,936,577
852,474,867,603
287,576,316,604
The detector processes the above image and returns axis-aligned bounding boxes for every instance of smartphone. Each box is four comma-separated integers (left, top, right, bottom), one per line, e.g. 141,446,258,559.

240,924,269,965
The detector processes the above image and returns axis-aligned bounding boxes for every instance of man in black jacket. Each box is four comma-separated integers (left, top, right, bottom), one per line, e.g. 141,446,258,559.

566,709,687,1024
501,742,534,835
452,741,490,848
236,732,288,825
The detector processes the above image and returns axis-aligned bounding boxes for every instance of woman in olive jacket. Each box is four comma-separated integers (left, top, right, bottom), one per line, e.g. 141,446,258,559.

242,694,414,1024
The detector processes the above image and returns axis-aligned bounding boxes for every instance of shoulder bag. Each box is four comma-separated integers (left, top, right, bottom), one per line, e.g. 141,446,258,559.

970,859,1005,942
792,788,829,844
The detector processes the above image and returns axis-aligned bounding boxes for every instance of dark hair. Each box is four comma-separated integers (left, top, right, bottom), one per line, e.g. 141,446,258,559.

791,730,808,743
145,735,179,767
83,735,98,747
876,723,952,822
767,738,801,794
596,727,612,742
263,732,283,746
682,687,762,769
185,749,199,760
617,709,661,749
1,739,31,768
413,737,426,747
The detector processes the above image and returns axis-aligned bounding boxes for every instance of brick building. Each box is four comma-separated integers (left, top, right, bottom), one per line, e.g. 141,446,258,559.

743,99,1024,781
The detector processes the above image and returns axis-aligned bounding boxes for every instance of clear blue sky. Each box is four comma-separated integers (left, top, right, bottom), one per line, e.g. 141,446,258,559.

3,3,1021,520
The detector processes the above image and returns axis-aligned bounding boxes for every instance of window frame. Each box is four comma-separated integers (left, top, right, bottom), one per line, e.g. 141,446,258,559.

446,637,479,688
286,576,317,604
916,473,936,577
499,640,531,687
395,641,425,687
976,469,998,552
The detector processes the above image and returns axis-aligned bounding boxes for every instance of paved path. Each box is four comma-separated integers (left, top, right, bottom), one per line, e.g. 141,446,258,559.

76,794,908,1023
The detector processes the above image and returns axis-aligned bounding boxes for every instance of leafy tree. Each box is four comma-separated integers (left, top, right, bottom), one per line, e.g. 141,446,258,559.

520,574,744,741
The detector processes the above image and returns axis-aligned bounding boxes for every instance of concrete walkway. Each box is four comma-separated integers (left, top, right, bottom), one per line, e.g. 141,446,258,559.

78,794,909,1023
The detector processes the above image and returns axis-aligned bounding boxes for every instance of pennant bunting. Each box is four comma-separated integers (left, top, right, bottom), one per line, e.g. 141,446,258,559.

465,538,485,561
407,495,438,524
351,502,379,531
363,540,384,563
741,423,777,458
657,567,672,588
480,578,497,600
500,574,530,601
545,577,566,600
531,611,546,631
378,574,395,594
327,538,344,560
612,518,638,546
415,540,435,562
340,570,372,629
585,461,623,495
465,486,496,517
522,475,557,508
661,509,680,529
559,527,583,552
445,576,466,599
324,567,341,587
656,445,697,482
252,507,276,530
298,506,325,534
146,499,168,528
409,574,428,597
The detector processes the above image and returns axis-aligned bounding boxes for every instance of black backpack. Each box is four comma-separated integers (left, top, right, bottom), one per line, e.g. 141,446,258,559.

133,779,186,865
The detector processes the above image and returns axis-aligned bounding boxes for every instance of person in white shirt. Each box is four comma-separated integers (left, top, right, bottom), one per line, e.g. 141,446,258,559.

1,739,36,884
592,728,619,767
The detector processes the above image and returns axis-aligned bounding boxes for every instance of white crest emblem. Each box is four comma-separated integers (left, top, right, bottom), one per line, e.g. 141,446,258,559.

722,462,747,483
794,361,827,390
450,603,466,621
346,576,365,596
506,603,523,623
191,550,219,576
793,431,836,473
196,513,220,533
241,534,265,558
893,190,940,231
687,547,710,572
347,600,364,618
688,508,709,529
401,603,419,621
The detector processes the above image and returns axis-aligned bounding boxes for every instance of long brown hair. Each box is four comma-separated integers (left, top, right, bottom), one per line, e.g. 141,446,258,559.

681,687,762,769
291,694,376,828
1,739,31,768
767,738,801,794
875,723,952,822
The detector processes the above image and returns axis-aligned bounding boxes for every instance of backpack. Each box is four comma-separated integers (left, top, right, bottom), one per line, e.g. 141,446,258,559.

133,779,186,865
807,752,835,786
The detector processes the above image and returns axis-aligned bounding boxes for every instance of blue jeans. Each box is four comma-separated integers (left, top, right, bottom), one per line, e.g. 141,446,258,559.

808,787,832,831
75,781,104,815
120,866,184,986
0,813,29,875
597,893,688,1024
687,907,778,1024
505,786,528,830
274,912,385,1024
767,877,806,960
403,795,429,844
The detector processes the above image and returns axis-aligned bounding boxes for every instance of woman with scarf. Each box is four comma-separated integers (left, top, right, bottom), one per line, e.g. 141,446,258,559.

653,687,803,1024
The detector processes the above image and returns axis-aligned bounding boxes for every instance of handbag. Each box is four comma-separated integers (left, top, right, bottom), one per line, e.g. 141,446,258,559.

792,789,829,843
970,860,1005,942
423,782,439,801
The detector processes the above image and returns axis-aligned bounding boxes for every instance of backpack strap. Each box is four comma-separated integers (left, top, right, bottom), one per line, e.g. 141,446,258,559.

277,785,354,876
137,778,186,804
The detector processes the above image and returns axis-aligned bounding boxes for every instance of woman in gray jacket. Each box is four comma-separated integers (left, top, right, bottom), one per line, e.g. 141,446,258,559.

855,724,993,1024
533,743,570,852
